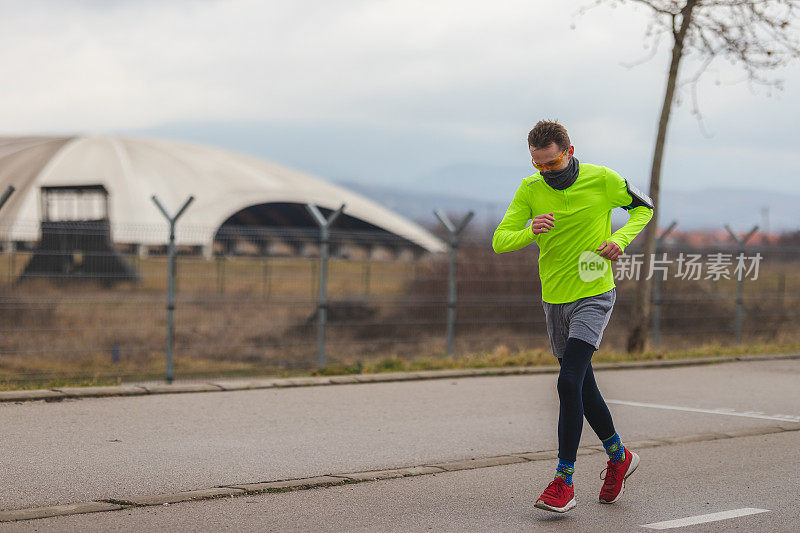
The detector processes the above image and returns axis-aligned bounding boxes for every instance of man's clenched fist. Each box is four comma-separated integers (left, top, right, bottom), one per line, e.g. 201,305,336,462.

596,240,622,261
531,212,555,234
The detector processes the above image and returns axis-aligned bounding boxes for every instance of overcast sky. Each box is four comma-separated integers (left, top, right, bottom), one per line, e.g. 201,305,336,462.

2,0,799,207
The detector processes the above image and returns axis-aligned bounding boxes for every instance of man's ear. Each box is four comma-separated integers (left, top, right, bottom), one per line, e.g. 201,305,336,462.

568,145,575,157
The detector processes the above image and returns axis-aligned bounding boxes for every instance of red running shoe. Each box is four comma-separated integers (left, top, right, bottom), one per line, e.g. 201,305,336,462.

535,477,576,513
599,448,640,504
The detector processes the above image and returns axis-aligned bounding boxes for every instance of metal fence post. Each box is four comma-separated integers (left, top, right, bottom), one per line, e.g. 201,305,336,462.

434,210,474,356
652,220,677,349
724,224,758,344
217,256,226,294
306,203,345,368
262,255,270,298
152,195,195,384
363,261,371,296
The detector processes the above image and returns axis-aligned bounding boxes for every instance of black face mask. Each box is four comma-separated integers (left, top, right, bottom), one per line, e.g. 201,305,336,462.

542,156,579,190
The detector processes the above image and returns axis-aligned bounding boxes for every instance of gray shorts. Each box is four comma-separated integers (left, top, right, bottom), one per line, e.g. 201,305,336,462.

542,289,616,358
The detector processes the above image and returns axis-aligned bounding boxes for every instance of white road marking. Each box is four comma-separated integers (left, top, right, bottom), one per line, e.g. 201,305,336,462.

641,508,770,529
606,399,800,422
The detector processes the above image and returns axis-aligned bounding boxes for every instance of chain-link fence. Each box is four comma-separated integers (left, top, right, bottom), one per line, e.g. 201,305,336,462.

1,219,798,388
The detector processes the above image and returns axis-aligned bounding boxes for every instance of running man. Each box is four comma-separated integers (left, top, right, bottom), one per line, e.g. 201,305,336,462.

492,120,654,513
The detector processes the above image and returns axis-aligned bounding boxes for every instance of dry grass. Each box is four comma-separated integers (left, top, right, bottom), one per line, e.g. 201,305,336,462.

1,248,798,391
365,339,800,372
3,339,798,391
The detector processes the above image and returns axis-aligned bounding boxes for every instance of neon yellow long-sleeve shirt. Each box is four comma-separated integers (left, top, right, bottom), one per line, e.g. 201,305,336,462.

492,163,653,304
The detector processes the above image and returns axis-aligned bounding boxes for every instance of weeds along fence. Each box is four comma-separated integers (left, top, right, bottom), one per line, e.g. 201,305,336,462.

0,221,799,387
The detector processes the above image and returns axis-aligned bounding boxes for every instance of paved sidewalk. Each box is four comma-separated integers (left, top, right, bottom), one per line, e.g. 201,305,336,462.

2,423,796,524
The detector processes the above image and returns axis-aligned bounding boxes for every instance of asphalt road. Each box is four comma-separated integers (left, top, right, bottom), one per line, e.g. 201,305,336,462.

5,431,796,532
1,358,799,530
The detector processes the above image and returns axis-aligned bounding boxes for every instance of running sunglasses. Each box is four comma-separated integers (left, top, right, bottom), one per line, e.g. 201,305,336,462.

532,148,569,172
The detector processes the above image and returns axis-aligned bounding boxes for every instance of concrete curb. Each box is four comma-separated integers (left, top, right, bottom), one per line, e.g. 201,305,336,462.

114,487,246,507
423,455,527,472
140,383,224,394
0,389,64,402
330,466,445,481
2,423,798,523
2,352,799,404
223,475,349,493
53,386,149,398
0,502,122,523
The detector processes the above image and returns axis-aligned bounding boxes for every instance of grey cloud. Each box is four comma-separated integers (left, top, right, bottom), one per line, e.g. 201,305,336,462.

1,0,798,199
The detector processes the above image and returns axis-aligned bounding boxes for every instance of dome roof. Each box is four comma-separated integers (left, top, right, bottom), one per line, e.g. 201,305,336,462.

0,135,445,253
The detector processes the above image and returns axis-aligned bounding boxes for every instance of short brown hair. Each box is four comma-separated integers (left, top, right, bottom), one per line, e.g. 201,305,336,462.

528,120,570,151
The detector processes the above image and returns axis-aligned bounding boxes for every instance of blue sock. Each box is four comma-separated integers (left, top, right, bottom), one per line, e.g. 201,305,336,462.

602,433,626,463
555,459,574,486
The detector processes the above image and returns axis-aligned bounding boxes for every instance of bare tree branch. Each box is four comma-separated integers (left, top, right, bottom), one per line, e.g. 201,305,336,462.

619,35,663,68
682,55,716,137
578,0,800,353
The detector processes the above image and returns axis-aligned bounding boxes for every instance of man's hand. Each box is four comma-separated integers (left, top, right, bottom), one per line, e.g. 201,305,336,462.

596,240,622,261
531,212,555,234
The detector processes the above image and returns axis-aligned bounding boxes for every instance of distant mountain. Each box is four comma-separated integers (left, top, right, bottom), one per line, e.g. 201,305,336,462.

341,179,799,233
339,180,498,230
411,163,531,203
657,188,797,233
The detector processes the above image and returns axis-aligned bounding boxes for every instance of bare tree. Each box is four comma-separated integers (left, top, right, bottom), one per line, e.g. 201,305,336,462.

586,0,800,352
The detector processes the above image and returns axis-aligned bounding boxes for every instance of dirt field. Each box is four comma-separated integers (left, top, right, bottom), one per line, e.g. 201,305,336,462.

1,243,798,389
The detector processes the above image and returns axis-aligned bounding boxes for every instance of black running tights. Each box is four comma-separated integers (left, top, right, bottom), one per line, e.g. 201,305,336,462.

557,337,616,462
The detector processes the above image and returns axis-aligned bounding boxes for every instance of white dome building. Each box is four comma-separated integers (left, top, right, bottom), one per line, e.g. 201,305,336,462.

0,135,445,256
